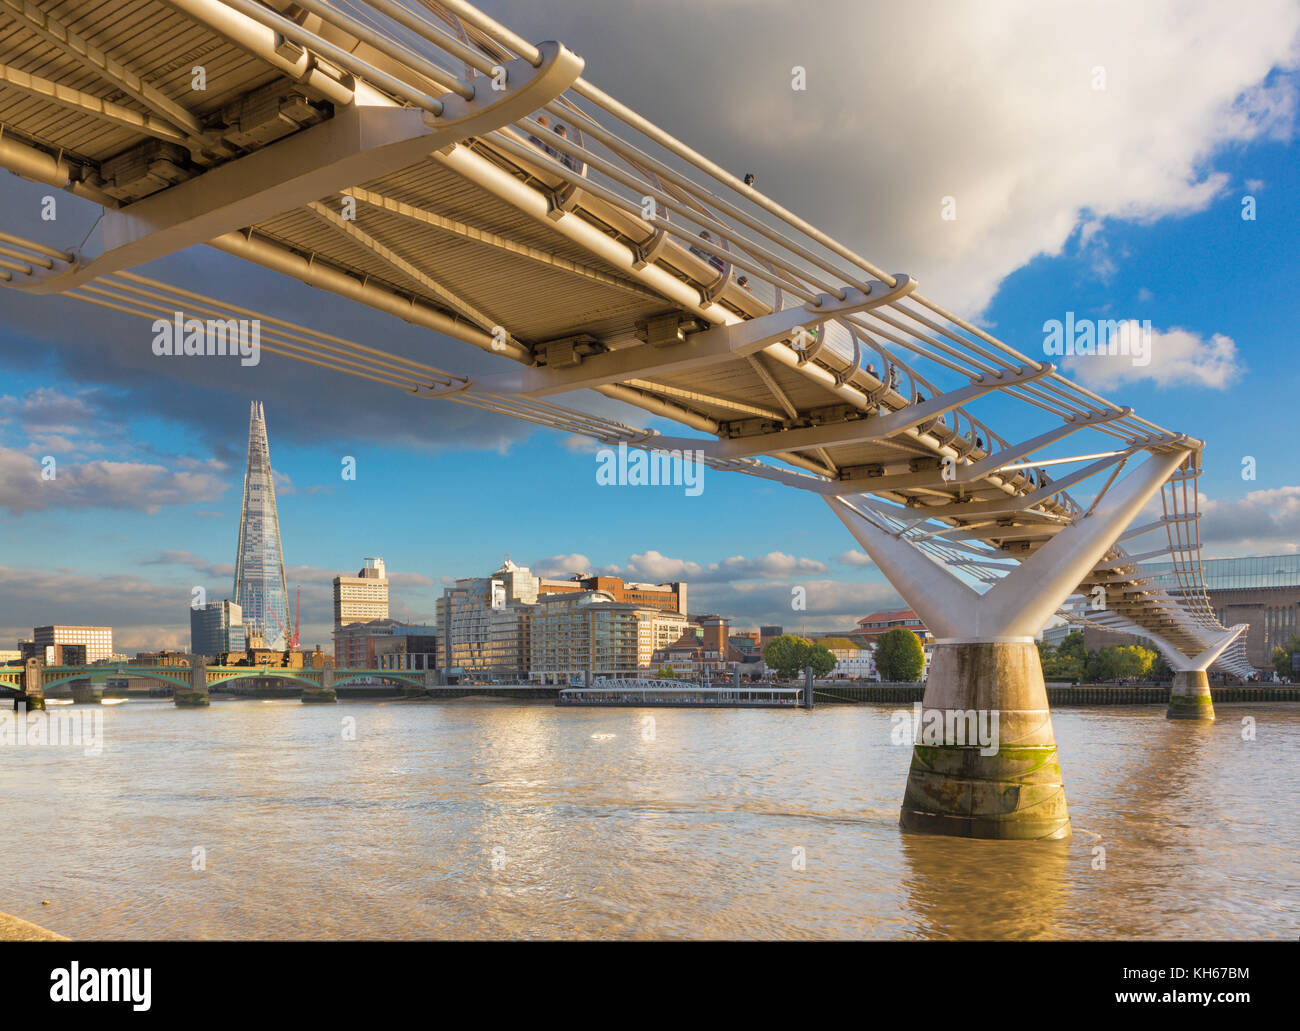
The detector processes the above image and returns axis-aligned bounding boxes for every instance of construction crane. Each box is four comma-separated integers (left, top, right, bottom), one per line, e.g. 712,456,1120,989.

266,586,301,651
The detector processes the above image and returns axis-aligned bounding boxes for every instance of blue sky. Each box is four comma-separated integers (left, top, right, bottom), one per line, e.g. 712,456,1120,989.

1,1,1298,652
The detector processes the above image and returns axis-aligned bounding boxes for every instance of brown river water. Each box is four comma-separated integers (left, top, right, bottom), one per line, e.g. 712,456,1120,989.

1,698,1296,939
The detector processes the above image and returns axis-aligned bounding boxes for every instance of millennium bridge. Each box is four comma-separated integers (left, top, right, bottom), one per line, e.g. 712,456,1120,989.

0,0,1258,839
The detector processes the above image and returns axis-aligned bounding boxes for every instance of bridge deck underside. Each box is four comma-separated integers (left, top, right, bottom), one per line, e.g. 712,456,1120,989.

0,0,270,162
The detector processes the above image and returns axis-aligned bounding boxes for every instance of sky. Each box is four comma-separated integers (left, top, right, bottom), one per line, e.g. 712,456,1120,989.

1,0,1298,653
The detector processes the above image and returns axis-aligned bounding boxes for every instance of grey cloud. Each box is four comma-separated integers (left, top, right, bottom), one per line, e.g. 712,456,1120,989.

0,446,229,515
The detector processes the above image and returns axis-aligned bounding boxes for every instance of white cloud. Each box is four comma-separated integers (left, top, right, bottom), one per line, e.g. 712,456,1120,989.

1199,485,1300,554
600,549,827,583
836,549,875,568
719,552,829,578
499,0,1299,316
1063,324,1243,390
686,578,902,630
0,446,229,515
533,553,594,577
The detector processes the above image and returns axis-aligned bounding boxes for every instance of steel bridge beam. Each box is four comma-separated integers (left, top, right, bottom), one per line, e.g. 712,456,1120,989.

617,364,1053,463
476,278,915,396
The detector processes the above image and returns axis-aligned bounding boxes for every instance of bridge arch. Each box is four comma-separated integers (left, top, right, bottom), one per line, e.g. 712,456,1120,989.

331,670,425,690
205,669,321,690
42,670,192,692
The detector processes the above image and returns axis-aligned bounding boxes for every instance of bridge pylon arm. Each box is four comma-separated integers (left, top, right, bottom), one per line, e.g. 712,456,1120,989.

948,407,1132,484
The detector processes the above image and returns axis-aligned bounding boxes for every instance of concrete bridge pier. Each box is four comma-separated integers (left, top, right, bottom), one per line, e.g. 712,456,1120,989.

903,638,1067,839
828,447,1189,841
70,679,103,704
23,658,45,712
175,662,210,707
302,667,336,703
1167,670,1214,720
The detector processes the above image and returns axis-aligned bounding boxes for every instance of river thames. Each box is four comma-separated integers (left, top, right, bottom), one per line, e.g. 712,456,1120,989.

2,698,1296,940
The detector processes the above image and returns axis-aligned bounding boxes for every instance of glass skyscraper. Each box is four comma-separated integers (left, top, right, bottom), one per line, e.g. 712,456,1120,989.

233,401,289,650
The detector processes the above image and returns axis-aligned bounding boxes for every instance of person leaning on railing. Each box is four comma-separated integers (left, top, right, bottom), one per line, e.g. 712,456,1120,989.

554,123,578,171
527,113,556,157
690,231,725,273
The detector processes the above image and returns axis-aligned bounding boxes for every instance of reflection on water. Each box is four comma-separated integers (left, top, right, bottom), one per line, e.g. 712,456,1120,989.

0,699,1296,939
900,836,1072,939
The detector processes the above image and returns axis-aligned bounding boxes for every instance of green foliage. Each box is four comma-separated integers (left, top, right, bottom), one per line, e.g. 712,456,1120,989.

1058,630,1086,661
761,635,835,678
1151,650,1173,681
1042,631,1167,683
762,634,807,678
1039,643,1078,681
1084,644,1156,682
1040,630,1088,681
1272,636,1300,678
807,643,836,678
874,627,925,682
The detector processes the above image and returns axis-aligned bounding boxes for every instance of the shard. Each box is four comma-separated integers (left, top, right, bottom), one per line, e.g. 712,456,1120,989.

233,401,289,651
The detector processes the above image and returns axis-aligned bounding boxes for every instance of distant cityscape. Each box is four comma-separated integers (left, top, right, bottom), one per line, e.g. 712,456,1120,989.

4,403,1298,682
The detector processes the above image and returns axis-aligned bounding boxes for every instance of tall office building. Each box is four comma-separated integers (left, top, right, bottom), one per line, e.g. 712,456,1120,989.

333,557,389,630
233,401,289,650
32,625,113,664
437,559,543,678
436,559,693,680
190,600,246,658
529,592,688,684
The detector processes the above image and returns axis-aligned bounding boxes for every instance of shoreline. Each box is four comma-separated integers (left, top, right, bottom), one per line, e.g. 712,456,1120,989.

0,911,68,941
